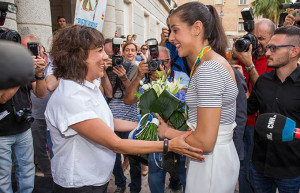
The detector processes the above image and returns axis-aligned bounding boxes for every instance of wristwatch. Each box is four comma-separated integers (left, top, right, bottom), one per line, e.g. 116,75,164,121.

245,63,255,72
35,72,45,80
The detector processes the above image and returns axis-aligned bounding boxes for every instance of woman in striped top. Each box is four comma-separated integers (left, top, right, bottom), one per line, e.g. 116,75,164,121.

157,2,240,193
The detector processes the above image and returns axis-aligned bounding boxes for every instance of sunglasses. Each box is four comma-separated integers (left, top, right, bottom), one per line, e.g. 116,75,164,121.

265,45,295,53
142,48,148,50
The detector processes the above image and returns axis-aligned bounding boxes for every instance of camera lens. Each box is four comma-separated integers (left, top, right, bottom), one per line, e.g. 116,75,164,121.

0,28,21,43
115,58,122,66
235,38,251,52
25,116,34,124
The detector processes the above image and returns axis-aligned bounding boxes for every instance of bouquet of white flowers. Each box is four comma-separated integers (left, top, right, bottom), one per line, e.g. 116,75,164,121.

130,74,188,141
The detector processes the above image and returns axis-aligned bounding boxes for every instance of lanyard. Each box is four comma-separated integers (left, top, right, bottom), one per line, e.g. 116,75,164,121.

184,45,212,119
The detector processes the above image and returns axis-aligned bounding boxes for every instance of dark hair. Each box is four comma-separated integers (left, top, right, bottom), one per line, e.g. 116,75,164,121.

50,25,104,84
170,2,227,58
104,38,113,45
57,16,65,21
274,26,300,47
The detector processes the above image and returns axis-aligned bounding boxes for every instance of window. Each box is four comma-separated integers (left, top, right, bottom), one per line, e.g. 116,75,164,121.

215,0,224,5
239,0,248,5
238,22,244,31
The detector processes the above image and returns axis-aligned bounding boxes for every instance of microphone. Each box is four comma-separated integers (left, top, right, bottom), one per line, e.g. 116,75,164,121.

255,113,300,142
0,40,35,90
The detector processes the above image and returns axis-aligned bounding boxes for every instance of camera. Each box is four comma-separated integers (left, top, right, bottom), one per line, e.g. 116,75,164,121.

279,1,300,27
112,38,123,67
0,2,20,43
235,7,258,55
279,2,300,9
147,38,163,71
14,108,34,124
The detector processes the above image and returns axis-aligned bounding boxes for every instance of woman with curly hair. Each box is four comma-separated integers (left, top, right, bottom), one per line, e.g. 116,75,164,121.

45,25,203,192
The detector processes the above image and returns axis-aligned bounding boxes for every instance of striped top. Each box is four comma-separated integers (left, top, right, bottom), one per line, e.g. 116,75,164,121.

186,60,238,125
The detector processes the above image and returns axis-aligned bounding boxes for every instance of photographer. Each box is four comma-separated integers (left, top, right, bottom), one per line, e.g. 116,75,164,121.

0,34,47,193
104,39,141,193
124,46,189,193
232,18,275,193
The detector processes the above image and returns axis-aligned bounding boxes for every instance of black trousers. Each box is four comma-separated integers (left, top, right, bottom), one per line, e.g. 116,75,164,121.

53,183,109,193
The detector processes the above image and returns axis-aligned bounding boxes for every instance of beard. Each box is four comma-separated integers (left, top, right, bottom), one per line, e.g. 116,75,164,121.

256,44,266,58
267,55,289,68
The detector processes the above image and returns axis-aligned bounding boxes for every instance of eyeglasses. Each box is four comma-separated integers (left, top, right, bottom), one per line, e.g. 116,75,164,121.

265,45,295,53
142,48,148,50
162,59,170,64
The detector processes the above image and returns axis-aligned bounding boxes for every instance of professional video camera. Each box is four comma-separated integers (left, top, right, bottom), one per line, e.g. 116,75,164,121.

111,38,123,67
0,2,21,43
235,7,259,55
144,38,164,83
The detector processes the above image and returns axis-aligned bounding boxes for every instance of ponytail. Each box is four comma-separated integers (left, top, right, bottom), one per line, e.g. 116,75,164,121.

206,5,227,59
170,2,228,59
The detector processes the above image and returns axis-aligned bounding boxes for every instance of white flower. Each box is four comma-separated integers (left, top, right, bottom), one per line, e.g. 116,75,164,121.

139,80,144,86
142,84,150,91
152,84,163,96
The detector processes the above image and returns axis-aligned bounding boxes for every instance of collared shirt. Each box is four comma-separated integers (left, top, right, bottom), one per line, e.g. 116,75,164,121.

239,56,273,126
45,79,115,187
248,65,300,179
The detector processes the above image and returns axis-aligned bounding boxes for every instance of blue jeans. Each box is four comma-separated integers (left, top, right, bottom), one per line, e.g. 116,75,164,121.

0,129,35,193
251,164,300,193
239,125,255,193
113,131,141,193
148,152,186,193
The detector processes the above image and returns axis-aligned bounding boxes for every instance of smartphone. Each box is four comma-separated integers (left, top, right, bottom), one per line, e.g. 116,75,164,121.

292,9,300,21
27,42,40,57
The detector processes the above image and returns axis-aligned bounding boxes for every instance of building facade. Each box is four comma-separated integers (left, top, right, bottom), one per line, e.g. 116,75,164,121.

2,0,177,50
178,0,255,45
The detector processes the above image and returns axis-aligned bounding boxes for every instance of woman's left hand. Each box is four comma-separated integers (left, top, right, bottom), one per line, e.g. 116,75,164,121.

169,131,204,161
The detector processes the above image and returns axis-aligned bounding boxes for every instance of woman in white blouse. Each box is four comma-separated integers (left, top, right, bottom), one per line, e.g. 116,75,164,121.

45,25,203,192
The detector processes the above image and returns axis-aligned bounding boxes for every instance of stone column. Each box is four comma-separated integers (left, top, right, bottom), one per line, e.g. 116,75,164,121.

115,0,124,37
102,0,116,38
1,0,17,31
16,0,52,51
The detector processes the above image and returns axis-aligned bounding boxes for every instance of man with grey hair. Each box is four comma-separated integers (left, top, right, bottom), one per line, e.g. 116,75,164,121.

232,18,275,193
124,46,189,192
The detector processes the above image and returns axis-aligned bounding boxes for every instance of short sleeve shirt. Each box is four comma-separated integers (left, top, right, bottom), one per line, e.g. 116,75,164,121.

45,79,115,187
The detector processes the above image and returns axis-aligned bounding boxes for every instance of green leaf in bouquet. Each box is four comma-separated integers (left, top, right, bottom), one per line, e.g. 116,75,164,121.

157,90,180,121
169,111,186,129
134,91,141,100
138,88,158,115
178,123,189,131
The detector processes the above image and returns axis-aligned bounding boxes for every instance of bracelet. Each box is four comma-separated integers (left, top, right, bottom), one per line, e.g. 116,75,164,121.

163,138,168,155
245,63,255,72
35,73,45,80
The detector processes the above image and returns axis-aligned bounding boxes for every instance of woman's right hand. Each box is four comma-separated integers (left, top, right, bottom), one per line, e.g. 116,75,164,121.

169,131,204,161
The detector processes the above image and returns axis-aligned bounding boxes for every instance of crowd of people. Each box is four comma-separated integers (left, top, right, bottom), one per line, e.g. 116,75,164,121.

0,2,300,193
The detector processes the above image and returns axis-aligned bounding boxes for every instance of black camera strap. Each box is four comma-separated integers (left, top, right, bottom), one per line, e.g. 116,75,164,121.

11,84,32,114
